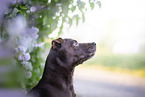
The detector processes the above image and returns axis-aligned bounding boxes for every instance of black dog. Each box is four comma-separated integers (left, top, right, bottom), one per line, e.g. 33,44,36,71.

29,38,96,97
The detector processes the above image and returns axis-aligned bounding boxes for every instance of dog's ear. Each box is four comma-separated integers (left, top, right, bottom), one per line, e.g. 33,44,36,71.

52,38,64,49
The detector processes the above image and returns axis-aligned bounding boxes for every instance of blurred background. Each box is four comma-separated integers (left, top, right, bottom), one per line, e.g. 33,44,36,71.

61,0,145,97
0,0,145,97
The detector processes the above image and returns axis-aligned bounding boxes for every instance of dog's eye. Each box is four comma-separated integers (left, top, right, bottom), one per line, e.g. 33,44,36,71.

73,42,79,47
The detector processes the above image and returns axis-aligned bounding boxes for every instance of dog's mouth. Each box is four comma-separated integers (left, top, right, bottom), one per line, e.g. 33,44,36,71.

74,52,95,65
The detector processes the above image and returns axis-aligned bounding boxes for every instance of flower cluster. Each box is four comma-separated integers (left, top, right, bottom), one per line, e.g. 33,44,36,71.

6,15,43,79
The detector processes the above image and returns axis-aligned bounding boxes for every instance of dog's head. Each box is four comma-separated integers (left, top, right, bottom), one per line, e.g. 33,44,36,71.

51,37,96,67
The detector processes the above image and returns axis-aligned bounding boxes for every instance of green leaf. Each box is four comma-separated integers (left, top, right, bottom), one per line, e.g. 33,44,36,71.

62,4,69,15
90,2,94,10
43,16,47,25
78,1,85,10
76,18,79,26
97,1,101,8
12,8,19,16
82,13,85,23
58,23,63,36
55,0,59,2
74,15,80,26
69,18,73,27
71,6,76,12
20,5,27,10
43,15,53,26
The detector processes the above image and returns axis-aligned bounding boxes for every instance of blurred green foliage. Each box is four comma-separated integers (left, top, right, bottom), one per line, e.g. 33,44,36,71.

91,54,145,70
85,53,145,76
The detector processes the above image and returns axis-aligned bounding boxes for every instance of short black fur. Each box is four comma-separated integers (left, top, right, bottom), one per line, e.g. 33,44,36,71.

29,38,96,97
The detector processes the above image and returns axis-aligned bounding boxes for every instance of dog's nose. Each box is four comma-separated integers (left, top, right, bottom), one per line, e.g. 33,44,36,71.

88,42,96,52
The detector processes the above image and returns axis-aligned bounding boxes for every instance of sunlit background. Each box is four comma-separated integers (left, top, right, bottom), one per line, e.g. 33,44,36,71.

51,0,145,54
50,0,145,97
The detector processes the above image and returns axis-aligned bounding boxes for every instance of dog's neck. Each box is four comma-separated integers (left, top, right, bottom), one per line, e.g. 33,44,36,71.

39,49,75,89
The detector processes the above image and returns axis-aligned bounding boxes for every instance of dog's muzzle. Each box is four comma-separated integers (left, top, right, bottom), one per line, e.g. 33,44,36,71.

74,42,96,65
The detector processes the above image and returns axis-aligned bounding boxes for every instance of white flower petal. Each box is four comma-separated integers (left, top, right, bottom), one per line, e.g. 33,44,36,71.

33,42,45,47
18,55,23,60
25,71,32,79
23,53,30,61
19,46,27,54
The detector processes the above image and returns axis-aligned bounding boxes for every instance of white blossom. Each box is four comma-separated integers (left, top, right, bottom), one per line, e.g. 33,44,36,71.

21,61,29,66
33,42,45,47
19,37,30,50
33,34,39,39
7,16,26,37
18,54,23,60
24,71,32,78
15,47,19,53
5,15,40,80
22,61,33,71
23,53,30,61
3,14,41,79
48,0,51,3
30,6,36,12
19,46,27,54
25,27,39,40
26,26,39,34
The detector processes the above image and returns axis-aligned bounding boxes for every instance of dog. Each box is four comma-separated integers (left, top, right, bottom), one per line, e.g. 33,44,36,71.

29,38,96,97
